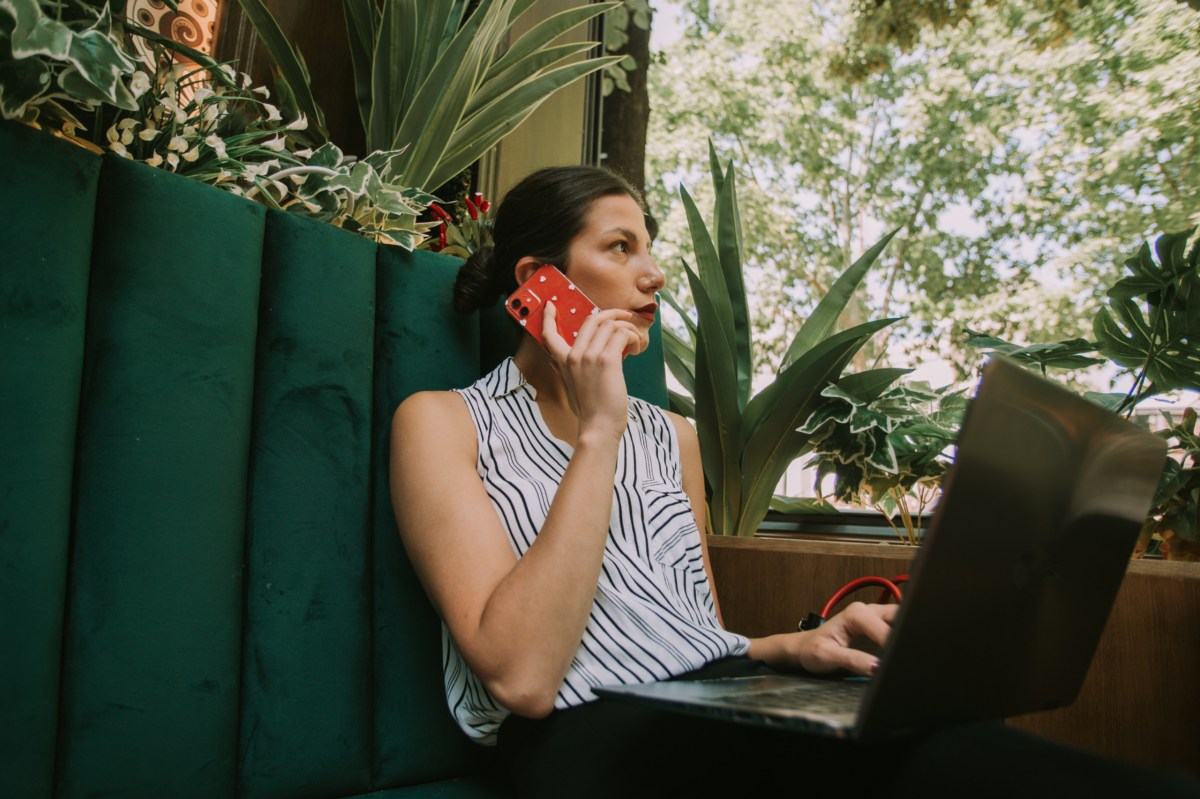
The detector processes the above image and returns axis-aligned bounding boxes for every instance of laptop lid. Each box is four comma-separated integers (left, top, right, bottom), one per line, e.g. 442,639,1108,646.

855,355,1167,739
595,356,1167,741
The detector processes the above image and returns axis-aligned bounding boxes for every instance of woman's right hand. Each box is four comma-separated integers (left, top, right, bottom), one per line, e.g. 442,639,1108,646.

541,301,647,445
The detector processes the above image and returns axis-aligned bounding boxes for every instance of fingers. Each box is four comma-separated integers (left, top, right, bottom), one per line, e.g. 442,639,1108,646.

568,309,646,362
541,301,571,362
799,602,897,677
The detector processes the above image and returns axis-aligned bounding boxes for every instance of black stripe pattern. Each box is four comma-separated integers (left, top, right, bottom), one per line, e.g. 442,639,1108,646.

443,359,748,744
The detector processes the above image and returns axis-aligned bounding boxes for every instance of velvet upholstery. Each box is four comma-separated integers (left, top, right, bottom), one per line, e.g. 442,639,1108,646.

0,119,101,799
0,119,667,798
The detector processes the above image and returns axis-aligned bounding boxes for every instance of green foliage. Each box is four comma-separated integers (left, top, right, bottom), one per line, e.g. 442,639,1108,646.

0,0,140,128
961,331,1106,373
235,0,623,192
1141,408,1200,556
665,143,900,536
420,191,495,258
967,228,1200,413
967,228,1200,546
602,0,651,95
650,0,1200,378
98,52,434,249
798,379,966,543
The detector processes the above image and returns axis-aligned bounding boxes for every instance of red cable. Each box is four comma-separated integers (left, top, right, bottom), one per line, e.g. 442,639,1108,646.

819,575,907,620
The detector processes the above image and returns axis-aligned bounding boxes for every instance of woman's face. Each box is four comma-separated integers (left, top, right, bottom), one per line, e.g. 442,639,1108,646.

562,194,665,331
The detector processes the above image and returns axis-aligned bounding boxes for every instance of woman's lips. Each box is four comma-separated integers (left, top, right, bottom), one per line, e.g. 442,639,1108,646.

633,303,658,323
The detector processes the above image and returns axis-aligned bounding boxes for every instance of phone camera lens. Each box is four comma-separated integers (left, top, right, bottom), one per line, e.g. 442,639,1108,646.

519,307,529,317
511,298,522,308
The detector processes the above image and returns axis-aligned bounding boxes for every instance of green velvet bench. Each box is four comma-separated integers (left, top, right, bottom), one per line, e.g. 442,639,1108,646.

0,119,666,798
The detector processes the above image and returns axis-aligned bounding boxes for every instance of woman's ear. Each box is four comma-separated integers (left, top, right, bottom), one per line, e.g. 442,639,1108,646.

513,256,543,287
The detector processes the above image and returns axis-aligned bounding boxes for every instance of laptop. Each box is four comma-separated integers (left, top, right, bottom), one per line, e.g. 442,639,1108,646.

594,355,1168,742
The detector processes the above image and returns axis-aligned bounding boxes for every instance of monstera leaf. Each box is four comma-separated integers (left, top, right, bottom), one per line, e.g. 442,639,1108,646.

1094,229,1200,401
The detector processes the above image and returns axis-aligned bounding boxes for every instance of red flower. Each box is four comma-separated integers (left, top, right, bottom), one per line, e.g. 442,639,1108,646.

474,192,491,213
429,203,453,223
438,223,447,250
464,197,479,220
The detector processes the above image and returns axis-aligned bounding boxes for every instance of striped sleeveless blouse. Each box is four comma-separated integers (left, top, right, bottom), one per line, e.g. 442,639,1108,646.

444,358,749,744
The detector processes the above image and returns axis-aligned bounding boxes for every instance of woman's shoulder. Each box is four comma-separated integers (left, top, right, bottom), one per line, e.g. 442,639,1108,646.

392,390,471,435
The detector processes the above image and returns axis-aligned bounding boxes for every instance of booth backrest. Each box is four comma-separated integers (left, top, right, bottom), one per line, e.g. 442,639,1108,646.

0,120,666,799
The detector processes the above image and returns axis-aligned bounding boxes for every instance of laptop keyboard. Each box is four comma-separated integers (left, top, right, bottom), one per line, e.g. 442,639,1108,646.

723,680,867,715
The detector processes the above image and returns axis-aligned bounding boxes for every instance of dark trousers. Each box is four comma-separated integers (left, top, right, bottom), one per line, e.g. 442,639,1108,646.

497,657,1200,798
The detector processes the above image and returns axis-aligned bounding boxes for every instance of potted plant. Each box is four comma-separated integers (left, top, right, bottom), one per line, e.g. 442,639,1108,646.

232,0,622,191
661,143,905,538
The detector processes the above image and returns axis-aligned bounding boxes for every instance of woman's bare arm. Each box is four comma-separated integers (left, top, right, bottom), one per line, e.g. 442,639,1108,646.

390,307,645,718
668,411,725,625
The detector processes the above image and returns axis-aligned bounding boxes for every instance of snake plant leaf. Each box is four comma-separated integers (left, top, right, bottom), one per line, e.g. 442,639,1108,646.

742,316,900,443
466,41,595,114
662,326,696,397
782,228,899,370
386,0,504,185
680,185,736,348
434,53,623,189
667,388,696,419
659,287,698,344
683,257,743,537
341,0,379,126
233,0,326,134
712,158,752,411
834,367,912,404
738,318,899,536
487,2,617,79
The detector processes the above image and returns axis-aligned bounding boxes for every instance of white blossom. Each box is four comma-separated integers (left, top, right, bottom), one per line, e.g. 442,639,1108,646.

168,135,189,152
146,152,163,167
182,146,200,163
263,103,282,122
138,124,159,141
129,71,151,99
108,140,128,156
204,134,227,159
166,152,180,169
262,136,287,152
254,85,271,98
285,115,309,131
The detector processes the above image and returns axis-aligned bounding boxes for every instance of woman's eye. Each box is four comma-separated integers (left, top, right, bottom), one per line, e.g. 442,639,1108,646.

611,241,629,253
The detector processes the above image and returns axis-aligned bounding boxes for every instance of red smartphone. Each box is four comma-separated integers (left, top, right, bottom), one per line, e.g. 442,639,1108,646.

505,264,598,348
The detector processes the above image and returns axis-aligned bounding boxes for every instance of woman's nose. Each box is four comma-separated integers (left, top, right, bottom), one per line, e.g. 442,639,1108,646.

640,259,666,294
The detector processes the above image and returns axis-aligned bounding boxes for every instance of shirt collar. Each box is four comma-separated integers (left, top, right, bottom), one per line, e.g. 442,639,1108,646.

491,357,537,400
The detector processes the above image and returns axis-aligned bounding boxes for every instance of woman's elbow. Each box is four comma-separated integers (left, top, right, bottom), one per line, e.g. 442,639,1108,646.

486,675,560,719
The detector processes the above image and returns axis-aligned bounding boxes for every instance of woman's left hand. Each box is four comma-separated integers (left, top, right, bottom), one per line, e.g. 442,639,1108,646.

746,602,898,677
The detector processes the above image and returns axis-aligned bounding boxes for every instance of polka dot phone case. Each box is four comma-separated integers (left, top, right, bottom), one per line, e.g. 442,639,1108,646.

506,264,598,348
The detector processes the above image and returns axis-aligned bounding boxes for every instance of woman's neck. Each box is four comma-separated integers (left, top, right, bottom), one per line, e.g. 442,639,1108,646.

512,338,570,407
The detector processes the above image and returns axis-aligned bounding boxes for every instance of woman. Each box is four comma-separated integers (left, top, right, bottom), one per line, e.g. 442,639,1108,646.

390,167,1199,797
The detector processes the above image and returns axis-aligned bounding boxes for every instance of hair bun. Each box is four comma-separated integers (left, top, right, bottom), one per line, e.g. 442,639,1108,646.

452,245,501,314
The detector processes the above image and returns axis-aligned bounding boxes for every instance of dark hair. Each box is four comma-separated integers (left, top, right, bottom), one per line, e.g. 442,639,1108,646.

452,166,642,314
